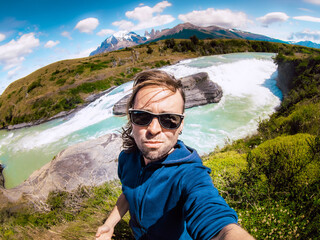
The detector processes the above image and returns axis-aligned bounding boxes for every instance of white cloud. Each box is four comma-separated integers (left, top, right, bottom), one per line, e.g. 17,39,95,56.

178,8,249,29
293,15,320,22
0,33,40,70
257,12,289,27
304,0,320,5
112,20,135,30
290,29,320,43
61,31,72,40
0,33,5,42
75,17,99,34
72,47,97,59
97,29,115,37
7,66,21,79
44,40,60,48
126,1,172,22
113,1,175,31
298,8,313,12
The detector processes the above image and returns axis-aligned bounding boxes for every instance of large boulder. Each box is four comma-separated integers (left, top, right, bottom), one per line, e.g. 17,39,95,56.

113,72,223,115
0,133,122,206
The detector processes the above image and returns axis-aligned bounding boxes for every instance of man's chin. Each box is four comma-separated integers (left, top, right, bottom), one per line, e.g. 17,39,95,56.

142,149,168,162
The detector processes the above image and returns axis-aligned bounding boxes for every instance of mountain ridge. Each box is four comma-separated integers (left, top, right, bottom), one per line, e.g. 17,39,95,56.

90,22,290,56
289,40,320,49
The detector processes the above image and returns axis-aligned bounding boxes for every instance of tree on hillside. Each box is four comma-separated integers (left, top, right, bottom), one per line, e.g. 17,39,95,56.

165,38,176,49
146,45,153,54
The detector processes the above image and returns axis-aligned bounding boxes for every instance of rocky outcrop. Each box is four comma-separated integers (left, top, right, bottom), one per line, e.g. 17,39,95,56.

182,72,223,108
276,61,295,97
0,164,4,188
113,72,223,115
0,133,122,206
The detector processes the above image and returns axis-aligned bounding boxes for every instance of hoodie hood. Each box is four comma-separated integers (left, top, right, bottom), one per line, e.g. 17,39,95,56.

156,140,202,166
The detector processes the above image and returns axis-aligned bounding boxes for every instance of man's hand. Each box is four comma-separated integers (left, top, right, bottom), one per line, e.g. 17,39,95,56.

95,224,114,240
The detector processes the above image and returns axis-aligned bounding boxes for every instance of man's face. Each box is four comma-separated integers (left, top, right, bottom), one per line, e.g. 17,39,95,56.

132,85,184,164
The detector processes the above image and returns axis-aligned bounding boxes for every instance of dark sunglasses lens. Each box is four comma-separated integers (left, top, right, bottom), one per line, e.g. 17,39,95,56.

159,114,181,129
130,111,182,129
131,112,152,126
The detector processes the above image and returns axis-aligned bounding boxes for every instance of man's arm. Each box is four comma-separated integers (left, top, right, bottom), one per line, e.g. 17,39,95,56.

211,224,255,240
95,193,129,240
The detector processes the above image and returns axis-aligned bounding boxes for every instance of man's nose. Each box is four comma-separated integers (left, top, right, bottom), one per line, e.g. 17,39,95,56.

147,117,162,135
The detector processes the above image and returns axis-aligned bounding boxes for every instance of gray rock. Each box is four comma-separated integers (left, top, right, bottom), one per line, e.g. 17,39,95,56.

112,72,223,115
0,133,122,205
276,61,295,97
0,164,4,188
181,72,223,109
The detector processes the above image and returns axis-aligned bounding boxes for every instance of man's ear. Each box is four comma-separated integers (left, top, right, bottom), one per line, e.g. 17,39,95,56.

179,119,184,134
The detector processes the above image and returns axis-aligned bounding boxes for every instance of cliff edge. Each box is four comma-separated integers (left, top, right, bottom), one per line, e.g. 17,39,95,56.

276,61,295,97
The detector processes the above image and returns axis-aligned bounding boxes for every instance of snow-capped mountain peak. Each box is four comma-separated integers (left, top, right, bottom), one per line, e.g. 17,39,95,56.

113,30,130,39
90,31,147,56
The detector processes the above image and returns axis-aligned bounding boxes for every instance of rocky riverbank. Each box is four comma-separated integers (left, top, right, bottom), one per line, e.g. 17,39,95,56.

0,133,122,209
0,164,4,188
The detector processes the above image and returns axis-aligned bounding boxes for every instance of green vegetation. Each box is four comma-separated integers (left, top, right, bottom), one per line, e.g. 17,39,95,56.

206,135,320,239
204,52,320,239
0,182,134,239
27,78,42,93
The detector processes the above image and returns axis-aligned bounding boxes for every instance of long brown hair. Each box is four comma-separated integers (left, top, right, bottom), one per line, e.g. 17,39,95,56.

121,69,185,152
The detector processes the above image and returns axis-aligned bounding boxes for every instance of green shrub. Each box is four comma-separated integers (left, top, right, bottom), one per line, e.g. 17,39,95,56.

32,98,54,109
54,96,83,111
114,78,125,86
146,45,153,54
164,38,176,49
56,78,67,86
245,133,319,198
260,102,320,137
69,78,112,95
237,200,308,240
47,191,68,210
27,79,42,93
51,69,60,76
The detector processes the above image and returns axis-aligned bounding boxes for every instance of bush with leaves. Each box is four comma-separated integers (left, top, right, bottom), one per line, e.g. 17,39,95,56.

244,134,319,199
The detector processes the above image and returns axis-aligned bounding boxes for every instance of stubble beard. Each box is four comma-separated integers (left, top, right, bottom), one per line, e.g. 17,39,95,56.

140,146,171,162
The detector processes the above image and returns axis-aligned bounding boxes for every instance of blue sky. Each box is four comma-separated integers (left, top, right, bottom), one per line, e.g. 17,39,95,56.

1,0,320,93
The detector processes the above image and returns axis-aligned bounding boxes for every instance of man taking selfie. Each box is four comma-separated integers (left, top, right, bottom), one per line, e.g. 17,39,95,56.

96,70,254,240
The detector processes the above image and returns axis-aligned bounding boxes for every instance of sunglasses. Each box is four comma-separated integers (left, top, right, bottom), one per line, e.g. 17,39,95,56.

128,109,184,129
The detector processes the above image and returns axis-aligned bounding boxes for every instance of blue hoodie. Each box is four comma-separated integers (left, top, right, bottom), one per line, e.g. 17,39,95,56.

118,140,238,240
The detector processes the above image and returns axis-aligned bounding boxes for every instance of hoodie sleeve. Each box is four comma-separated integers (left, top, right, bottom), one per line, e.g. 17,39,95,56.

182,164,238,240
118,150,126,180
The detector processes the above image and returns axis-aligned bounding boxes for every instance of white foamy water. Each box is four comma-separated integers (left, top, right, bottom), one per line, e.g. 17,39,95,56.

14,82,133,150
0,52,281,188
